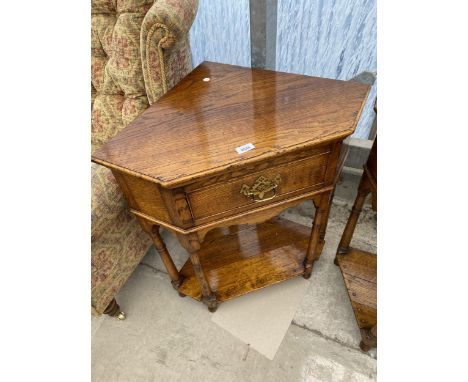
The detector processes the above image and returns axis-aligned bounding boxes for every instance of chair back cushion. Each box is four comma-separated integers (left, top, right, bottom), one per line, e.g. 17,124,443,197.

91,0,154,150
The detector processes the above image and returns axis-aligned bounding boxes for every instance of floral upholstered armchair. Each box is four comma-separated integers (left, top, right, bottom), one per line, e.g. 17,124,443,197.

91,0,198,318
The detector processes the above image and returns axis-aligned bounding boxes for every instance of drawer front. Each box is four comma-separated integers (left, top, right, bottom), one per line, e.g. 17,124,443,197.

187,152,330,222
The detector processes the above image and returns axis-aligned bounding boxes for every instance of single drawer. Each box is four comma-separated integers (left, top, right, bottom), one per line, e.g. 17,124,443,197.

187,151,330,223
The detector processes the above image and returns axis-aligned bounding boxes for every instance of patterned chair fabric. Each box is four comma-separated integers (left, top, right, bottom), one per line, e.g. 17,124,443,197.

91,0,198,315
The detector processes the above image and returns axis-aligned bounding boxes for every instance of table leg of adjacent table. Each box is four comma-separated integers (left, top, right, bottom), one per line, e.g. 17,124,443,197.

334,173,371,264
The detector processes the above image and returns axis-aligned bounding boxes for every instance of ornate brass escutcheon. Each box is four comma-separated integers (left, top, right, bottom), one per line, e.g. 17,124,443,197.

240,174,282,202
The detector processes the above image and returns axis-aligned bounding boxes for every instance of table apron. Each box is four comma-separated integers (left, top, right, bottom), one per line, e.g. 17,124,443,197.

130,185,334,236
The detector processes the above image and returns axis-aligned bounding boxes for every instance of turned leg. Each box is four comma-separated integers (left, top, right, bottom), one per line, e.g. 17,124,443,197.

359,324,377,352
334,174,371,265
371,191,377,212
303,193,330,279
176,232,219,312
138,218,183,290
190,251,219,312
149,226,184,289
103,298,126,320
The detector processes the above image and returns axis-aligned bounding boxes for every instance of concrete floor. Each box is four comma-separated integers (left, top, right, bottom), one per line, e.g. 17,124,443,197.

92,170,377,382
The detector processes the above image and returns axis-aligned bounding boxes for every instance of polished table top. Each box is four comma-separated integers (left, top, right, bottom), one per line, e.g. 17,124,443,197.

92,62,370,187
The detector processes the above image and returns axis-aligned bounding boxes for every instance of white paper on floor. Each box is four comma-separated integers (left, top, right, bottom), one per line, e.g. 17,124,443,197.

211,277,310,360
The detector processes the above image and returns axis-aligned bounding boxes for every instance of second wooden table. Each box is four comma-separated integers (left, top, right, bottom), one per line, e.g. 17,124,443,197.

92,62,370,312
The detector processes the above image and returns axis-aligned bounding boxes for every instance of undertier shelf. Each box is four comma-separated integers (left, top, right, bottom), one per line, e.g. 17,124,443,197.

178,217,311,302
336,248,377,329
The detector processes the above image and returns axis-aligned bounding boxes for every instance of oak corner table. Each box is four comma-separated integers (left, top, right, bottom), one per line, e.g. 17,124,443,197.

92,61,370,312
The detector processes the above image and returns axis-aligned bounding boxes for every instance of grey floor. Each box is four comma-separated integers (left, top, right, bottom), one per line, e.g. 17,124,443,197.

92,170,377,382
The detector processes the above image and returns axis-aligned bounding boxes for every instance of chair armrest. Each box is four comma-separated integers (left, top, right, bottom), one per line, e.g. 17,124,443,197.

141,0,198,103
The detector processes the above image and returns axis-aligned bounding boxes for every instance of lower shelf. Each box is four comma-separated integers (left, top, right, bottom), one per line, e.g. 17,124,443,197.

178,217,311,302
336,248,377,329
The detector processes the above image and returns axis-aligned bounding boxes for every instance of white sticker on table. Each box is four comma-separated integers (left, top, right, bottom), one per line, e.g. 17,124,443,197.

235,143,255,154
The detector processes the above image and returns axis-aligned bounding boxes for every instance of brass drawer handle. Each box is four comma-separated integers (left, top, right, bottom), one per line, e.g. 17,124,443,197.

240,174,282,202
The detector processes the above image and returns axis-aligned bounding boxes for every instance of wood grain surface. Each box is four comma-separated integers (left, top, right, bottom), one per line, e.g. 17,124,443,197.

187,149,329,222
92,61,370,187
334,134,377,349
177,217,310,302
336,248,376,329
92,62,370,311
